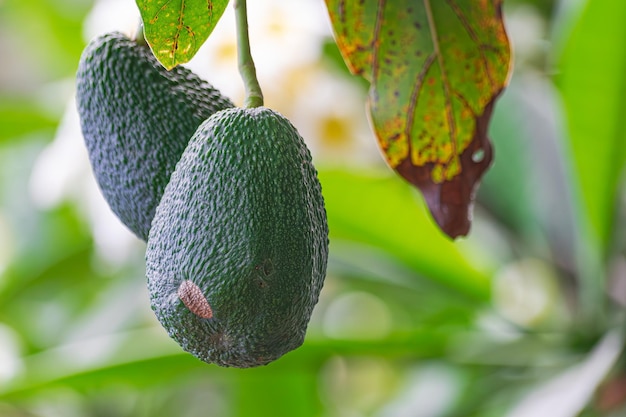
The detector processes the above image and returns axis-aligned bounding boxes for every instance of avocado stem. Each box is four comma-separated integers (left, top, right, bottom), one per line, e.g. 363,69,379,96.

234,0,264,108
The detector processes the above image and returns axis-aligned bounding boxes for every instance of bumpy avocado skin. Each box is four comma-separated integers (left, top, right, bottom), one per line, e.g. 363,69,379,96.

146,107,328,368
76,32,233,241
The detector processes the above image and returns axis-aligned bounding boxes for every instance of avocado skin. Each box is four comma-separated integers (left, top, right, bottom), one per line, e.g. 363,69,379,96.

76,32,233,241
146,107,328,368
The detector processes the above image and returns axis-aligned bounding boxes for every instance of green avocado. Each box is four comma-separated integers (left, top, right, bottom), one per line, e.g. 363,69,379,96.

75,32,233,241
146,107,328,368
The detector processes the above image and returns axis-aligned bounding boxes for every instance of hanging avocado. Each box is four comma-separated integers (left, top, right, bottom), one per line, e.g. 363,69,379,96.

76,31,233,240
146,107,329,367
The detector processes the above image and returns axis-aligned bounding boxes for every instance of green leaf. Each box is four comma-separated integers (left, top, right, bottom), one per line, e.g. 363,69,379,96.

324,0,511,238
0,98,57,142
557,2,626,256
234,371,322,417
136,0,230,70
318,168,492,302
0,327,448,397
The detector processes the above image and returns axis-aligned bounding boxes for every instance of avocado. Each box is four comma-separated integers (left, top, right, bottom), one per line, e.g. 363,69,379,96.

75,32,233,241
146,107,328,368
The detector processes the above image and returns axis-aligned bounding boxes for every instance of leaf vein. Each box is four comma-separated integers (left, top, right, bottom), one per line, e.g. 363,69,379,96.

406,52,437,164
207,0,213,25
453,90,477,118
424,0,457,160
168,0,186,62
370,0,387,88
152,0,175,23
338,0,346,25
445,0,495,90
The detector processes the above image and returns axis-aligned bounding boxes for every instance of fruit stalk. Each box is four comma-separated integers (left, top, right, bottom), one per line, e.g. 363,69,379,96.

234,0,264,108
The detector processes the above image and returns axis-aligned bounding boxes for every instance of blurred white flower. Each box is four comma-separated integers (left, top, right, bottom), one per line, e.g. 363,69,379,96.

187,0,381,164
29,99,142,267
189,0,331,100
83,0,140,41
270,63,380,164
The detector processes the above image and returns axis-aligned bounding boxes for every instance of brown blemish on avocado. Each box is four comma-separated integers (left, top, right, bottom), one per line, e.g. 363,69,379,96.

178,280,213,319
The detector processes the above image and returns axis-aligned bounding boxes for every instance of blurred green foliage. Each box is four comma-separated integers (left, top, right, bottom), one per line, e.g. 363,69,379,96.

0,0,625,416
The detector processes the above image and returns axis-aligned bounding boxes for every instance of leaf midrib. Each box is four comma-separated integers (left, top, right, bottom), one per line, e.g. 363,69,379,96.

424,0,457,157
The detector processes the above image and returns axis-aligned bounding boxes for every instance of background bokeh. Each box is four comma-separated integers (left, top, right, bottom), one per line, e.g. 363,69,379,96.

1,0,625,416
